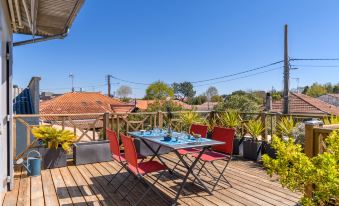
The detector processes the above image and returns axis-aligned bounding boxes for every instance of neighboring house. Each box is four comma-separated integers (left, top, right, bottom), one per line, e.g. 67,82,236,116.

135,99,192,111
0,0,84,197
269,92,339,116
13,77,41,157
40,92,135,115
318,94,339,107
194,102,219,111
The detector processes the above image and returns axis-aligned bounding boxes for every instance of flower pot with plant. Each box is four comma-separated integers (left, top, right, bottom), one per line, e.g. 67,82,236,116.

243,119,264,161
180,111,203,133
219,110,242,155
32,126,76,169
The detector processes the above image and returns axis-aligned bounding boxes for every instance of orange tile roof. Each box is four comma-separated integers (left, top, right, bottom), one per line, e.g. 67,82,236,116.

136,100,192,111
40,92,135,115
271,92,339,115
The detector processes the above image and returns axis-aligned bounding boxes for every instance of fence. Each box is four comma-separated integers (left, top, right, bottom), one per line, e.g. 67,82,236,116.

13,111,328,161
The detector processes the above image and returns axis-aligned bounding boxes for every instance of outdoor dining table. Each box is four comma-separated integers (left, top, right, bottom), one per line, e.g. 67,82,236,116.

128,130,224,206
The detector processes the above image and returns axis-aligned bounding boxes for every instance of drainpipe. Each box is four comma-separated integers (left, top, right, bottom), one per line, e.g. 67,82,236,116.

13,32,68,47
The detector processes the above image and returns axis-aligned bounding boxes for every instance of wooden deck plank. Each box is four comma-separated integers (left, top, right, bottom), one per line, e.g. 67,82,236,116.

3,167,22,206
17,169,30,206
67,166,101,206
59,167,87,206
83,164,131,206
31,175,44,206
4,154,301,206
41,170,59,206
76,165,117,206
99,162,173,205
50,168,73,206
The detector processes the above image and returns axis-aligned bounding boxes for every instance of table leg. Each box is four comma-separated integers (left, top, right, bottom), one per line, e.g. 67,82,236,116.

140,139,173,173
172,147,212,205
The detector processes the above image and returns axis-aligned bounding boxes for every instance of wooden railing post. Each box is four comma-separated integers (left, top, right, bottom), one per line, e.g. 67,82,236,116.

103,113,109,140
158,111,163,129
261,112,267,141
304,119,324,198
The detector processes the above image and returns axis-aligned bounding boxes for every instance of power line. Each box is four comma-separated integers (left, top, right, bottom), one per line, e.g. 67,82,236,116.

290,58,339,61
193,66,283,88
191,60,284,84
291,64,339,68
110,75,151,85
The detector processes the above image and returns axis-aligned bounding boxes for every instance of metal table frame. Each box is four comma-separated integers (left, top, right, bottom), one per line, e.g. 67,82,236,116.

129,132,224,206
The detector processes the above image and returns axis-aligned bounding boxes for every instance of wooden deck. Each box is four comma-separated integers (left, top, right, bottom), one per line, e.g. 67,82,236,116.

2,154,300,206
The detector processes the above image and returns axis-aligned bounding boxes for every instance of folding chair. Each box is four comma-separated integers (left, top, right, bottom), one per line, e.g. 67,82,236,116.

118,134,169,206
106,129,144,186
171,124,208,172
192,127,235,192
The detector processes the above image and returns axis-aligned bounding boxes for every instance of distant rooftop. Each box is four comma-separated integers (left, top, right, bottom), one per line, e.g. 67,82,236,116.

271,92,339,116
40,92,134,115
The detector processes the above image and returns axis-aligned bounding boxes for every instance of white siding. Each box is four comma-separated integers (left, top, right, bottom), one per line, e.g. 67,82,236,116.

0,0,13,197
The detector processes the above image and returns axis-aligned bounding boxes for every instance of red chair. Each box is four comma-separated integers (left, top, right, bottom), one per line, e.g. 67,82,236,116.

118,134,169,206
106,129,144,186
192,127,235,191
171,124,208,172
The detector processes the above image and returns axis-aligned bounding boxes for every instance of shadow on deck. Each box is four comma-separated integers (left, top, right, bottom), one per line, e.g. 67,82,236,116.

3,155,300,206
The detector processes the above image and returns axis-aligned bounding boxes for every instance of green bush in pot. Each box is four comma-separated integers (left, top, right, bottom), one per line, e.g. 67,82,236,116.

243,119,264,161
180,111,204,132
32,126,76,168
219,110,242,154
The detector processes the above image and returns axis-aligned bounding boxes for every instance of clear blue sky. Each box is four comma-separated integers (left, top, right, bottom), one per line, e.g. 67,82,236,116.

13,0,339,98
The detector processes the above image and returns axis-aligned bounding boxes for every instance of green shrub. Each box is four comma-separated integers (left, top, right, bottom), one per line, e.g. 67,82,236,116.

245,119,264,141
32,126,76,154
219,110,241,128
180,111,203,132
277,116,295,138
262,130,339,206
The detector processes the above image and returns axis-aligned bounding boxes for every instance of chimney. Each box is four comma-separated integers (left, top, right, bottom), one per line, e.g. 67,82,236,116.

265,92,272,111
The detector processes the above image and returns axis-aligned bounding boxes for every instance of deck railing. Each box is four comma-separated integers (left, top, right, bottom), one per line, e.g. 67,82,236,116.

13,111,329,160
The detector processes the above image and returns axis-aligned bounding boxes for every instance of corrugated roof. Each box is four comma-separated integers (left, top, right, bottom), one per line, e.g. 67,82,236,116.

7,0,84,37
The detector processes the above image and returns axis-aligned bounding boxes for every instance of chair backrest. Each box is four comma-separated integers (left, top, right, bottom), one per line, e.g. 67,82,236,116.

190,124,208,138
120,134,138,169
211,127,235,155
106,129,121,161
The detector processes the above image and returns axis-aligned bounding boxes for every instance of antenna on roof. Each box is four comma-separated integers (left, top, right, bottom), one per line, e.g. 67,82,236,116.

69,73,75,92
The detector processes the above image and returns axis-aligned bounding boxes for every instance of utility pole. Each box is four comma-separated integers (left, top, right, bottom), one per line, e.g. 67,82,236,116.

107,75,111,97
283,24,289,114
69,73,75,92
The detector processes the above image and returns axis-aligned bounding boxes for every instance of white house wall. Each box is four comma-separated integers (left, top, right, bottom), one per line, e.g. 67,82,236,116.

0,0,13,200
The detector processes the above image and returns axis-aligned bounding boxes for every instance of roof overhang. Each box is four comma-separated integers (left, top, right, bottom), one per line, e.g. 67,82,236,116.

7,0,84,38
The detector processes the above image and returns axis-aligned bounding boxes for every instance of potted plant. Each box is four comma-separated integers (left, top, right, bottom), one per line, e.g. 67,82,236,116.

243,119,264,161
203,117,218,138
264,116,295,159
219,110,242,155
32,126,76,169
180,111,203,133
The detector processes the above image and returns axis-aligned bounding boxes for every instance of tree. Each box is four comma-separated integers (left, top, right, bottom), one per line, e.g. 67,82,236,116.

206,86,218,101
144,81,174,100
214,92,260,115
187,94,207,105
306,83,327,97
172,82,196,101
116,85,132,98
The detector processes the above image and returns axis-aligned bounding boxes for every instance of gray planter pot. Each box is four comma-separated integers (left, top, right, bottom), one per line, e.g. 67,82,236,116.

38,147,67,169
243,140,262,161
73,140,112,165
